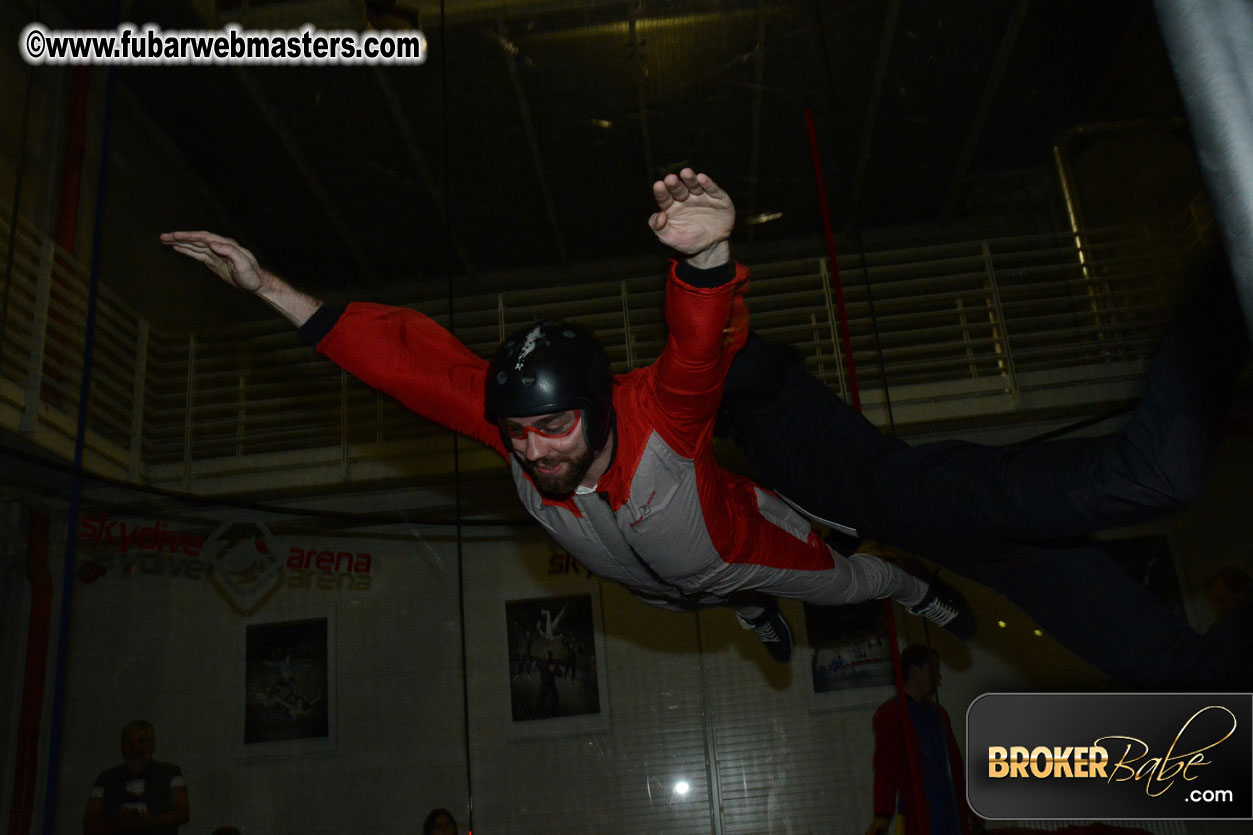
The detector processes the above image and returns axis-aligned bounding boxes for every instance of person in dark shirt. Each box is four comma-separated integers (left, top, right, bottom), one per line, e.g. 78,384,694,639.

82,720,190,835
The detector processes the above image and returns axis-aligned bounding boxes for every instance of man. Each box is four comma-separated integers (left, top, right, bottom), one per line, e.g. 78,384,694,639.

83,720,190,835
868,646,973,835
162,168,970,665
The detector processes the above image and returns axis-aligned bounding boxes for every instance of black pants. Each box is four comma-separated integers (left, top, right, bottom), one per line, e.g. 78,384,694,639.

718,256,1250,689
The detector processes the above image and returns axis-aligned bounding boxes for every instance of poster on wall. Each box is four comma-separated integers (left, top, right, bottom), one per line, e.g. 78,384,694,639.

244,616,334,748
505,592,607,732
806,599,895,708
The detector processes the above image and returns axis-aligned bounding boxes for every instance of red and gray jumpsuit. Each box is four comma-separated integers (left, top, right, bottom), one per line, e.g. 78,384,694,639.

300,260,924,614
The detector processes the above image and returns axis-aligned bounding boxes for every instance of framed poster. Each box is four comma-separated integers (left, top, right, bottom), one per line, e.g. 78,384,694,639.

242,613,336,754
806,599,896,709
504,591,609,736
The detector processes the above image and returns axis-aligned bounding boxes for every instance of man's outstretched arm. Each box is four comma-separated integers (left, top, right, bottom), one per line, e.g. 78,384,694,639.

648,168,749,448
160,231,321,326
161,230,504,453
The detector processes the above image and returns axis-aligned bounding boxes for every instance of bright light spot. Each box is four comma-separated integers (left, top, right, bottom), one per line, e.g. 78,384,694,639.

588,118,614,129
674,780,691,796
996,620,1007,629
1032,629,1044,637
743,211,784,226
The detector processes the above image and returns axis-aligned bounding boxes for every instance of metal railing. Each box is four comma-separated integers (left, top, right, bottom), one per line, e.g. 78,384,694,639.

0,203,148,479
0,194,1212,493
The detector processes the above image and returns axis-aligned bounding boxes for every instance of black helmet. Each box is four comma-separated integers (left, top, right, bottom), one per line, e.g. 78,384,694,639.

485,321,615,450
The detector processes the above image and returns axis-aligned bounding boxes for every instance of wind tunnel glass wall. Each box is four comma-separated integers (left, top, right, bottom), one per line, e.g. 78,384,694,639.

3,0,1251,834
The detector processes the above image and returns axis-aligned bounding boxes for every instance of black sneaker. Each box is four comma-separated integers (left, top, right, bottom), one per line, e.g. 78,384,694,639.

906,577,976,639
736,606,794,663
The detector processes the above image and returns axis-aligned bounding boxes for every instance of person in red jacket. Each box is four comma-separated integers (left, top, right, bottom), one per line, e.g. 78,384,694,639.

162,169,969,666
868,646,975,835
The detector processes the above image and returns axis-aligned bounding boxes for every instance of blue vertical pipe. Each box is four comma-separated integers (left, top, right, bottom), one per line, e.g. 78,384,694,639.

40,17,120,833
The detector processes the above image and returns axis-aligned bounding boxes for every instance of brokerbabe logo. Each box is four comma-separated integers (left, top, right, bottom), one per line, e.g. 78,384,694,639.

967,693,1252,820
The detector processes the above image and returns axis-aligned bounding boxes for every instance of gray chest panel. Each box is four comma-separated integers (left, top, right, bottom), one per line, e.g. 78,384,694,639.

511,432,724,598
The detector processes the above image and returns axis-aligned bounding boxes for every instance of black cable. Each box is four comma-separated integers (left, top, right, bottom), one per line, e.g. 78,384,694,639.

437,3,476,831
810,0,898,435
1,443,528,528
1015,401,1134,446
859,234,898,435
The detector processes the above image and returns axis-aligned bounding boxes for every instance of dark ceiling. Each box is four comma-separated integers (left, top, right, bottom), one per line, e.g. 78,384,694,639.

53,0,1183,298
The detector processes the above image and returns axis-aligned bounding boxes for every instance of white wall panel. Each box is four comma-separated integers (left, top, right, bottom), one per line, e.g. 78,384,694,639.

33,452,1253,835
50,521,468,835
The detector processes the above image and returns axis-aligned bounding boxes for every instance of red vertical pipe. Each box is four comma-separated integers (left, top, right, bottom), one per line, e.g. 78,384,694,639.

805,109,928,830
55,67,93,254
804,108,862,413
45,68,93,359
8,512,52,835
881,598,930,833
8,65,93,835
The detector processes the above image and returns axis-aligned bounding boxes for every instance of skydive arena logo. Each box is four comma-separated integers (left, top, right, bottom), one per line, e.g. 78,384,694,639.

967,694,1252,820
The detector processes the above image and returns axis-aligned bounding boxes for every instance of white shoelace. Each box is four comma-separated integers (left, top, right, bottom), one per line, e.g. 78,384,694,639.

738,615,782,642
755,624,781,642
914,597,958,626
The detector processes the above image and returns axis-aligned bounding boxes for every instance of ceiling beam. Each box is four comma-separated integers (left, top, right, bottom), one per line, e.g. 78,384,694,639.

942,0,1031,219
371,67,474,276
850,0,901,217
497,15,568,264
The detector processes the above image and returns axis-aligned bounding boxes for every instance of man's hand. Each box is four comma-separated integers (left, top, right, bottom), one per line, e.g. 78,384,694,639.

865,815,891,835
648,168,734,268
160,231,268,294
124,809,152,830
160,230,322,327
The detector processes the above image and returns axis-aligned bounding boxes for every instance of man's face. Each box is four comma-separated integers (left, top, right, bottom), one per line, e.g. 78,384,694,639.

429,812,457,835
120,725,155,773
920,654,941,693
908,653,941,697
502,410,595,498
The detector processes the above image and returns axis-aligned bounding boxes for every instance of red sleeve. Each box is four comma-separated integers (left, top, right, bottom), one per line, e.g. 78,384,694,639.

872,699,907,818
313,302,507,457
651,259,750,456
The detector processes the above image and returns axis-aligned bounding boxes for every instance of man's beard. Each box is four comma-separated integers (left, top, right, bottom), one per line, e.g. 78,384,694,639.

519,445,595,499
